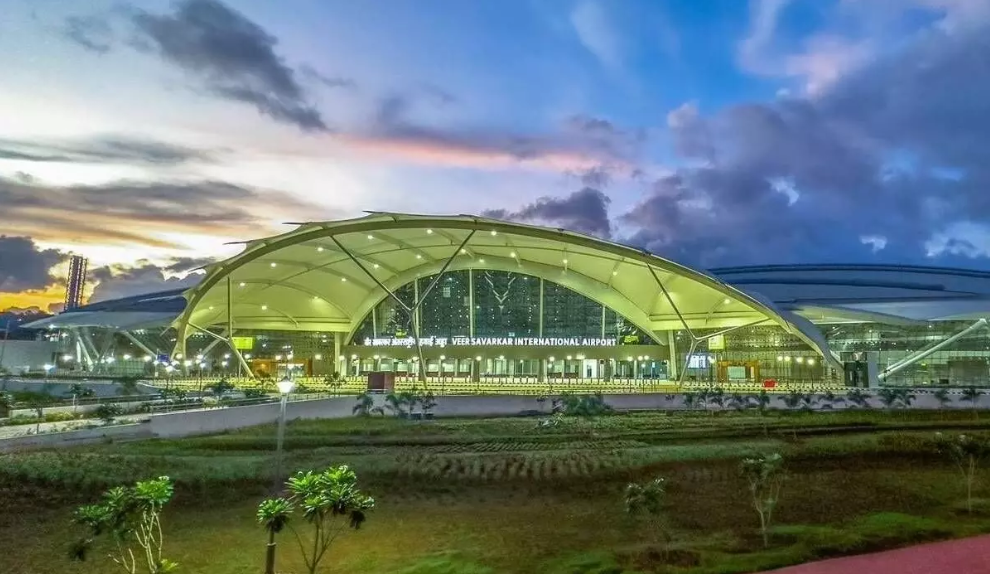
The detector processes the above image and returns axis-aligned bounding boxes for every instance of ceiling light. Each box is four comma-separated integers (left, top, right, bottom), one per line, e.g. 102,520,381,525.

239,282,245,287
341,277,347,282
612,271,618,276
478,258,485,264
317,246,324,252
270,262,277,268
416,254,422,259
261,305,268,310
490,230,497,236
373,263,380,268
208,306,214,310
510,251,516,257
460,248,467,254
367,234,374,240
426,229,433,234
563,258,568,264
723,298,731,305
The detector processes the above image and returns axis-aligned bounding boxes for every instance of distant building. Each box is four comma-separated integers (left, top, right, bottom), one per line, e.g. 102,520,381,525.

64,255,88,311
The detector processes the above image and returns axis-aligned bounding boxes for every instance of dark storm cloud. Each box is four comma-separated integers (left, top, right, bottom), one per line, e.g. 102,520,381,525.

485,186,612,238
63,15,114,54
89,260,206,302
127,0,328,131
620,21,990,267
0,236,65,292
0,135,219,165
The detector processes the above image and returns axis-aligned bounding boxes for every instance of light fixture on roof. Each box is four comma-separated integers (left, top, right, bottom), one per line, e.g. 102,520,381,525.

490,230,497,236
123,354,132,361
261,305,268,310
612,271,618,276
270,262,277,268
478,258,485,264
317,246,324,252
460,248,467,254
723,298,731,305
426,229,433,234
416,254,422,259
313,296,319,301
509,251,516,258
239,282,246,287
315,354,323,360
562,258,568,264
208,305,214,310
373,263,380,268
367,234,374,240
341,277,347,282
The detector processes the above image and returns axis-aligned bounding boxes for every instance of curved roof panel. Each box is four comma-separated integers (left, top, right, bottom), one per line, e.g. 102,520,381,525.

713,264,990,323
173,213,833,361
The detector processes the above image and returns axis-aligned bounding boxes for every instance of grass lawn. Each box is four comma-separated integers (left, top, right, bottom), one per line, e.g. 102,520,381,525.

3,409,990,573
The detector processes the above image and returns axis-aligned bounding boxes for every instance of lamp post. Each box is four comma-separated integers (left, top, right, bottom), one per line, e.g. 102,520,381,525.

273,377,295,490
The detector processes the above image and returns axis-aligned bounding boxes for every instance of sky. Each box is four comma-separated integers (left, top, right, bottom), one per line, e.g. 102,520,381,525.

2,0,990,313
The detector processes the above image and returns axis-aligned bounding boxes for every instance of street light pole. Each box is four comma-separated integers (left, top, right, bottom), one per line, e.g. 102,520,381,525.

273,377,295,491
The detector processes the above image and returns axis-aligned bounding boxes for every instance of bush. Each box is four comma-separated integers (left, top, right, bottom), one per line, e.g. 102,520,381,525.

243,388,268,399
94,403,124,425
848,512,952,545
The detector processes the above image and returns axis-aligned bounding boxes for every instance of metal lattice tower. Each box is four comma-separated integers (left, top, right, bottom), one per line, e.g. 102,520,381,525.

64,255,88,311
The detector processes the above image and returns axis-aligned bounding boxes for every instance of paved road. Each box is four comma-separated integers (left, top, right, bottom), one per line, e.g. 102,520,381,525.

772,535,990,574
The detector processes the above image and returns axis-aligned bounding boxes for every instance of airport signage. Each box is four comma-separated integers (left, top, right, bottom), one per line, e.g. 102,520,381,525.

363,336,617,348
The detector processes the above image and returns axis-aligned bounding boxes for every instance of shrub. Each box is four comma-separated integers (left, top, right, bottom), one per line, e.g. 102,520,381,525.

94,403,123,426
257,465,374,574
69,476,177,573
243,388,267,399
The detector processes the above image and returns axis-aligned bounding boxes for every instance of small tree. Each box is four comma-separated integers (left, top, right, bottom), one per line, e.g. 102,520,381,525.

846,388,871,409
933,388,953,410
0,391,13,417
782,390,803,412
116,376,141,396
741,453,785,548
95,403,124,426
728,393,750,413
935,433,990,513
70,476,177,573
419,390,438,419
624,477,670,556
207,379,235,402
352,392,374,416
257,497,292,574
961,387,983,419
258,465,374,574
877,387,902,412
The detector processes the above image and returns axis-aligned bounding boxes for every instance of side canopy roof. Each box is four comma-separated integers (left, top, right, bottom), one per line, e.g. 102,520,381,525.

174,213,835,362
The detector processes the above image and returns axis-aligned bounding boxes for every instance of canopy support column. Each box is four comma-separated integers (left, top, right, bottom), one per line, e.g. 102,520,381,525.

666,331,678,381
332,231,476,385
188,322,255,380
121,331,158,360
880,318,989,382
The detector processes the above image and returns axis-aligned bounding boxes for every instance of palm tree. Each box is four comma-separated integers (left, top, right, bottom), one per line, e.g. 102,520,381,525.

257,497,292,574
728,393,750,413
846,388,871,409
878,387,902,412
933,388,953,411
782,390,803,412
961,387,983,419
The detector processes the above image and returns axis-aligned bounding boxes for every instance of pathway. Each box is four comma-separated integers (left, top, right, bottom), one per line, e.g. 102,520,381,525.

771,534,990,574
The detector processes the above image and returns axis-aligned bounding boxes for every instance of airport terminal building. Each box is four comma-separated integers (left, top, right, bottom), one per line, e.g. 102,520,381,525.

19,213,990,391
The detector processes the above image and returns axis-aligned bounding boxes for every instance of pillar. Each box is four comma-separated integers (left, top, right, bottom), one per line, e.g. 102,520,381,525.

603,359,613,382
666,330,678,381
333,332,342,376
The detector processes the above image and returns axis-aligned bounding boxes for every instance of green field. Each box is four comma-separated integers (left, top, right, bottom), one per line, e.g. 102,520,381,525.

4,409,990,573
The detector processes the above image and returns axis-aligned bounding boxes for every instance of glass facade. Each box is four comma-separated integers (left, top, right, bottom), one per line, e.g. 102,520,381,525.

350,270,655,344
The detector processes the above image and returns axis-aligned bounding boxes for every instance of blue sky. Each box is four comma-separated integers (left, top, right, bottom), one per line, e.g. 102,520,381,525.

2,0,990,309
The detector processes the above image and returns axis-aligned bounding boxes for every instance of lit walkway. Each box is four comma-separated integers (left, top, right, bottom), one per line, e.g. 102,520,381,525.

771,535,990,574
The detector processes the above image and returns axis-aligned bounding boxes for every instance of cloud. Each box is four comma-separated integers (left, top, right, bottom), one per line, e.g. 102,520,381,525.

89,259,207,302
0,236,66,292
63,14,114,54
621,19,990,267
0,135,219,165
484,183,612,238
860,235,888,253
126,0,328,131
0,176,328,251
571,0,623,69
347,102,636,171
